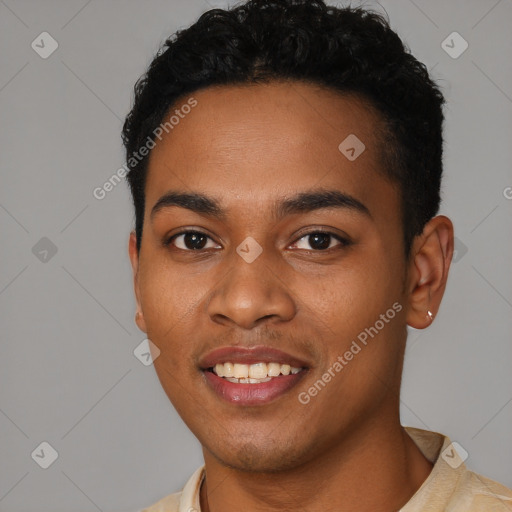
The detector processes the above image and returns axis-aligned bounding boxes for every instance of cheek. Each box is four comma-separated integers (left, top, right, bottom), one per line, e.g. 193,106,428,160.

300,256,406,398
306,262,401,334
138,263,204,351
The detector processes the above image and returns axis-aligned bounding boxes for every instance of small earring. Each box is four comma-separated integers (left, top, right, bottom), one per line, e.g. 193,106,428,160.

427,310,434,322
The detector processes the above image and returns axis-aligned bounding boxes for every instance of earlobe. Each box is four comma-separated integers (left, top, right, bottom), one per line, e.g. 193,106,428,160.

135,310,147,333
129,231,148,333
406,215,454,329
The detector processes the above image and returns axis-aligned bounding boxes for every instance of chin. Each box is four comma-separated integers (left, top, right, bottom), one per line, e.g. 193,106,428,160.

205,436,314,474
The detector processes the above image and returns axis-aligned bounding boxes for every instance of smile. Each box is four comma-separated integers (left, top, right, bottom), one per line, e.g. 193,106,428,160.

210,362,302,383
200,345,309,405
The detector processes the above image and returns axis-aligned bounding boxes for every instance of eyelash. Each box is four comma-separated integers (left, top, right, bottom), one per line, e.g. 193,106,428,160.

164,229,351,253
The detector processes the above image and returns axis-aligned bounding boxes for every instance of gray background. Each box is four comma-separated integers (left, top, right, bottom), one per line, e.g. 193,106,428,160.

1,0,511,511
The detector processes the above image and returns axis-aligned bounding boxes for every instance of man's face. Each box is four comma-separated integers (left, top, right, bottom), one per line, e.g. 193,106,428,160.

130,82,411,472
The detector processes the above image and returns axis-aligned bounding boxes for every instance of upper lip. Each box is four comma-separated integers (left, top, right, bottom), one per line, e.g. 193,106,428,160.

199,345,309,369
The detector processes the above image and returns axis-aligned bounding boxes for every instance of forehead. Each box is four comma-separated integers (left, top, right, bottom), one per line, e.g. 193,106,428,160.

145,81,399,220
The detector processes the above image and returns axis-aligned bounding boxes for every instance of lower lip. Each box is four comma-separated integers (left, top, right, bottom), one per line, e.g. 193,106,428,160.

203,370,306,406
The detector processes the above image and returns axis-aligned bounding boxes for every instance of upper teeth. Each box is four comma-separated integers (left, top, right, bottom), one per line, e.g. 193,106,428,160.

213,362,302,379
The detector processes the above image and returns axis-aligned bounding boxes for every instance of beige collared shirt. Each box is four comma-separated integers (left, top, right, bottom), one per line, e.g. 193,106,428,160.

140,427,512,511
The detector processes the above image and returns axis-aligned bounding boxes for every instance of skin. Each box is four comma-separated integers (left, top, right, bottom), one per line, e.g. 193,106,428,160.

128,81,454,512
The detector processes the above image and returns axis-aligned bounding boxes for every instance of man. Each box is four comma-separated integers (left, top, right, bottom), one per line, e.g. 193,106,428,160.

123,1,512,510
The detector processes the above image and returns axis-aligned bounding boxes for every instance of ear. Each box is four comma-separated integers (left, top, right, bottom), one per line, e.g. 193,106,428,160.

129,231,147,333
406,215,454,329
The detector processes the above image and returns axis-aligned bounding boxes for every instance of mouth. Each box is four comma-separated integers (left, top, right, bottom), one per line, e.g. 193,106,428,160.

209,361,302,382
199,346,309,406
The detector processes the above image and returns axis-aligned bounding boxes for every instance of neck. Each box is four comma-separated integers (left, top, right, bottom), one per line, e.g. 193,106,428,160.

199,418,432,512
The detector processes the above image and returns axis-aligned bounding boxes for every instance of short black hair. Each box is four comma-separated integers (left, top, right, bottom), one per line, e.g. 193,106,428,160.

122,0,445,256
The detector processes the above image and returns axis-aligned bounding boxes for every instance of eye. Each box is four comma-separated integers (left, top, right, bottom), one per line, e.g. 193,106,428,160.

291,231,350,251
165,231,220,251
164,230,350,252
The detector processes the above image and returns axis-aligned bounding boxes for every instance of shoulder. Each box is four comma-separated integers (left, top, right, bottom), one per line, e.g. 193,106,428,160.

402,427,512,511
449,469,512,511
139,465,205,512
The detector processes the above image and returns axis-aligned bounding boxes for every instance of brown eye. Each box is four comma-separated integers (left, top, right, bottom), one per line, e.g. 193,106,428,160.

292,231,350,251
166,231,220,251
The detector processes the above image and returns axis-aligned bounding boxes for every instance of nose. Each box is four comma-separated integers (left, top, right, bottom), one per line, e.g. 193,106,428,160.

206,249,296,330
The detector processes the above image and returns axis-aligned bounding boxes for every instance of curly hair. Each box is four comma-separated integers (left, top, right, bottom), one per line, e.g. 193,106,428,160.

122,0,445,256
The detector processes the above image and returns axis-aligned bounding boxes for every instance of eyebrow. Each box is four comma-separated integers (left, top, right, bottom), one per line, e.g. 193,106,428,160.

150,188,371,222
